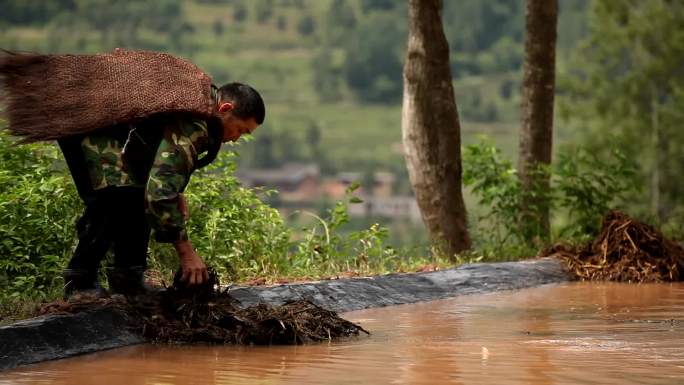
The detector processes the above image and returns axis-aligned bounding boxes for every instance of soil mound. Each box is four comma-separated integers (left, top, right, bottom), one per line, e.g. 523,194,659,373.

36,272,368,345
542,211,684,282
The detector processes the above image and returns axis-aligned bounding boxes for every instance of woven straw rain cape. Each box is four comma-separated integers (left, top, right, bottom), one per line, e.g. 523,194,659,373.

0,49,220,142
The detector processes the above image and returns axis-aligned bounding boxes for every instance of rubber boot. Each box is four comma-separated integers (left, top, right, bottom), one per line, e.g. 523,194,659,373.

62,268,107,299
106,266,158,296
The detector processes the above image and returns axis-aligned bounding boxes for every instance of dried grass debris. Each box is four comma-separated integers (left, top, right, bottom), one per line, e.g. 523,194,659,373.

34,271,368,345
542,211,684,283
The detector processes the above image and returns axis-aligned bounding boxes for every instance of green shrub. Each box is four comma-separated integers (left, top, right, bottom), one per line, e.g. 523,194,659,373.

463,140,638,255
0,130,81,300
554,146,638,238
287,183,401,276
0,130,410,304
462,141,526,249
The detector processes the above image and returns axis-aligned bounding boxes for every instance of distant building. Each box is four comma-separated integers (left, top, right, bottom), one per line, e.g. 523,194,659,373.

322,171,395,199
321,171,362,199
348,196,422,223
237,163,320,202
372,172,395,198
237,164,420,222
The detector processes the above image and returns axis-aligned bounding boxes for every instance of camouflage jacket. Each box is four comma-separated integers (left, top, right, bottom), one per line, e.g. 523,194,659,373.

81,115,220,242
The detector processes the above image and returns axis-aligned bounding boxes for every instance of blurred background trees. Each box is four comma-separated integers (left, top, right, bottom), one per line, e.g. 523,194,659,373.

1,0,682,254
560,0,684,225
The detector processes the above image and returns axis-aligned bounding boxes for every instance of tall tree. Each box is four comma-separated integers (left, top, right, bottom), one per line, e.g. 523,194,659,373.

402,0,471,257
518,0,558,239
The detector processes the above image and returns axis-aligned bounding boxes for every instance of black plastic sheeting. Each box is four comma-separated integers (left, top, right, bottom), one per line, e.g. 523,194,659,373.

0,308,143,370
0,258,569,370
229,257,569,312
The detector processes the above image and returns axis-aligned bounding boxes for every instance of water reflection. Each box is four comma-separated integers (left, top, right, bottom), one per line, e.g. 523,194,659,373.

2,282,684,385
518,291,554,385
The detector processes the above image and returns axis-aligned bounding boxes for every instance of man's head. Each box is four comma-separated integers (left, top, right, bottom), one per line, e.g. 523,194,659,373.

216,82,265,142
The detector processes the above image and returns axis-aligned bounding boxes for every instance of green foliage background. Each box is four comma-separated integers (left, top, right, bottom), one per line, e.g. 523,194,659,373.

463,140,638,257
2,0,683,316
559,0,684,227
0,0,590,173
0,129,80,299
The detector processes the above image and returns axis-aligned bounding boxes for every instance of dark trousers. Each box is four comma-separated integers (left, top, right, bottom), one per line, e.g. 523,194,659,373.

58,138,151,272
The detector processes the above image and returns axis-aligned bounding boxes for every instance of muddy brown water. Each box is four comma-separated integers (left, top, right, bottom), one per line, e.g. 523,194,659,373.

2,282,684,385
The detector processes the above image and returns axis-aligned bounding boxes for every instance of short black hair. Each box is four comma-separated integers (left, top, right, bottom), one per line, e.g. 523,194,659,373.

217,82,265,124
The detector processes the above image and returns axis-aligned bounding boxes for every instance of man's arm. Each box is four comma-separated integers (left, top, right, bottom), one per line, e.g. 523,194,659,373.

145,118,210,285
174,194,206,285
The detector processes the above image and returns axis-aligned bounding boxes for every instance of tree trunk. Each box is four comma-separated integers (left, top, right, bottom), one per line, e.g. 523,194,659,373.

651,85,669,222
402,0,471,257
518,0,558,239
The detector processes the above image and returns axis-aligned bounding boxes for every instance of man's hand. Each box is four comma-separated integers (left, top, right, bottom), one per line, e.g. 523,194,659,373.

178,193,189,222
174,239,209,285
